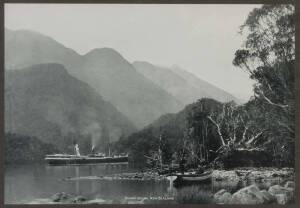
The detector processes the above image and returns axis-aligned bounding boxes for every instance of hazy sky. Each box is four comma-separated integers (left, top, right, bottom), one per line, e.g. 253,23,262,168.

5,4,260,102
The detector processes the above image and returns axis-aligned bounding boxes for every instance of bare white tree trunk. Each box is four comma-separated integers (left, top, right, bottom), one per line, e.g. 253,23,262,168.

245,130,265,147
207,116,226,146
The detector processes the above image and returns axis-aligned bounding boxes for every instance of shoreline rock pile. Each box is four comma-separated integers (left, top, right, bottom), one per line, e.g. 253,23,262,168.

212,167,294,182
65,171,167,182
214,181,294,205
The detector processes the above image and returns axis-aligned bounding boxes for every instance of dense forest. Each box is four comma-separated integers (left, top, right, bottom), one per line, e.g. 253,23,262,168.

115,5,295,168
5,133,58,164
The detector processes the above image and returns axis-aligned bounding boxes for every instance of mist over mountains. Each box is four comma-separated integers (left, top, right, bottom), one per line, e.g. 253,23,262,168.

133,61,237,105
5,28,185,128
5,28,237,147
5,63,136,151
79,47,183,128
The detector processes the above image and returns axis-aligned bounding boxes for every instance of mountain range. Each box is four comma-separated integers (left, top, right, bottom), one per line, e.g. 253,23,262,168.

5,28,237,134
5,63,136,151
133,61,237,105
5,28,184,128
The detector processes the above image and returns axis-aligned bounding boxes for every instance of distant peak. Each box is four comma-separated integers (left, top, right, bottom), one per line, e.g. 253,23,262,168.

6,28,80,56
85,47,122,57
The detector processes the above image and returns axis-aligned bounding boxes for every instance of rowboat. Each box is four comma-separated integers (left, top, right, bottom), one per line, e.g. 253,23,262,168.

173,170,212,187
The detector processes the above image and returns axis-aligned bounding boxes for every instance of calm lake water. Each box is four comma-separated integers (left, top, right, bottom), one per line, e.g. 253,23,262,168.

5,164,172,204
5,164,284,204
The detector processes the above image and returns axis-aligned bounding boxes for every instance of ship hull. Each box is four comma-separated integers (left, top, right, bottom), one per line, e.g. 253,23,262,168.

45,156,128,165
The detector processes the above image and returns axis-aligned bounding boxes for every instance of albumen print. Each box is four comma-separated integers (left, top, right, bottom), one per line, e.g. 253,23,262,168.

4,3,295,205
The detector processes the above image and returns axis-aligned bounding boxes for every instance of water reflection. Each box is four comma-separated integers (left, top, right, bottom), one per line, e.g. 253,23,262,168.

212,179,240,193
5,164,168,204
5,164,285,204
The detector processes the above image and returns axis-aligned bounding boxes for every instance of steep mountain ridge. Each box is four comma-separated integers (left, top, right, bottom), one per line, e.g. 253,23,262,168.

5,63,136,151
5,28,183,128
5,28,81,70
81,48,183,128
171,65,238,103
133,61,237,105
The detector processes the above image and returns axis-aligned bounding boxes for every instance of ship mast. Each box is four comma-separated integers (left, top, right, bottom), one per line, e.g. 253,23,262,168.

158,134,163,171
108,135,111,157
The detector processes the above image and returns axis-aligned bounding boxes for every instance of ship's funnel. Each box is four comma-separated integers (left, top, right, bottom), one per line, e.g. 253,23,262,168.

91,145,95,154
75,144,80,156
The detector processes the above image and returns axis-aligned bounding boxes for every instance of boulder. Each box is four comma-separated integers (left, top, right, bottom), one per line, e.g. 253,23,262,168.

268,185,294,202
72,196,87,203
214,189,227,197
259,190,276,203
275,194,289,205
214,189,232,204
87,198,107,204
51,193,89,204
51,192,71,202
230,185,271,204
284,181,294,189
212,170,239,181
268,185,293,196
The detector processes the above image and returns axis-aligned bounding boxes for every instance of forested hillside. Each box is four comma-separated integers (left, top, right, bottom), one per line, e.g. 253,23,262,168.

5,63,136,154
5,133,58,164
115,5,295,168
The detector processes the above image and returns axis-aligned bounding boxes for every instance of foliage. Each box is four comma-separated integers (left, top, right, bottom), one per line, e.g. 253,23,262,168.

115,98,223,166
233,4,295,166
5,132,58,164
116,5,295,168
213,147,273,169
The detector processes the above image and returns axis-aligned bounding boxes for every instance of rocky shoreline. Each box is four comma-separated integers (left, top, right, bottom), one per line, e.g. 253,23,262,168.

214,181,294,204
29,167,294,204
65,171,167,181
29,192,175,204
212,167,294,182
65,167,294,183
213,167,295,205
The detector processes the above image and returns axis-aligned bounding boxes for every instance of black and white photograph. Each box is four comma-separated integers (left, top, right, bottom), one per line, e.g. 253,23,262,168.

4,3,295,205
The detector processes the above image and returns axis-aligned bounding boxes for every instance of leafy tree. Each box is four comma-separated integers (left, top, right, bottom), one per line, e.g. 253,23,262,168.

233,4,295,165
233,5,294,109
5,133,58,164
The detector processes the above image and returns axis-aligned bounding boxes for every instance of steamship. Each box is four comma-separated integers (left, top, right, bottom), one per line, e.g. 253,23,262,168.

45,144,128,165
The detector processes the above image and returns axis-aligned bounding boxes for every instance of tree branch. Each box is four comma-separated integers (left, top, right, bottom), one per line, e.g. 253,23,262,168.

258,88,289,109
207,115,226,146
245,130,265,146
277,121,294,134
